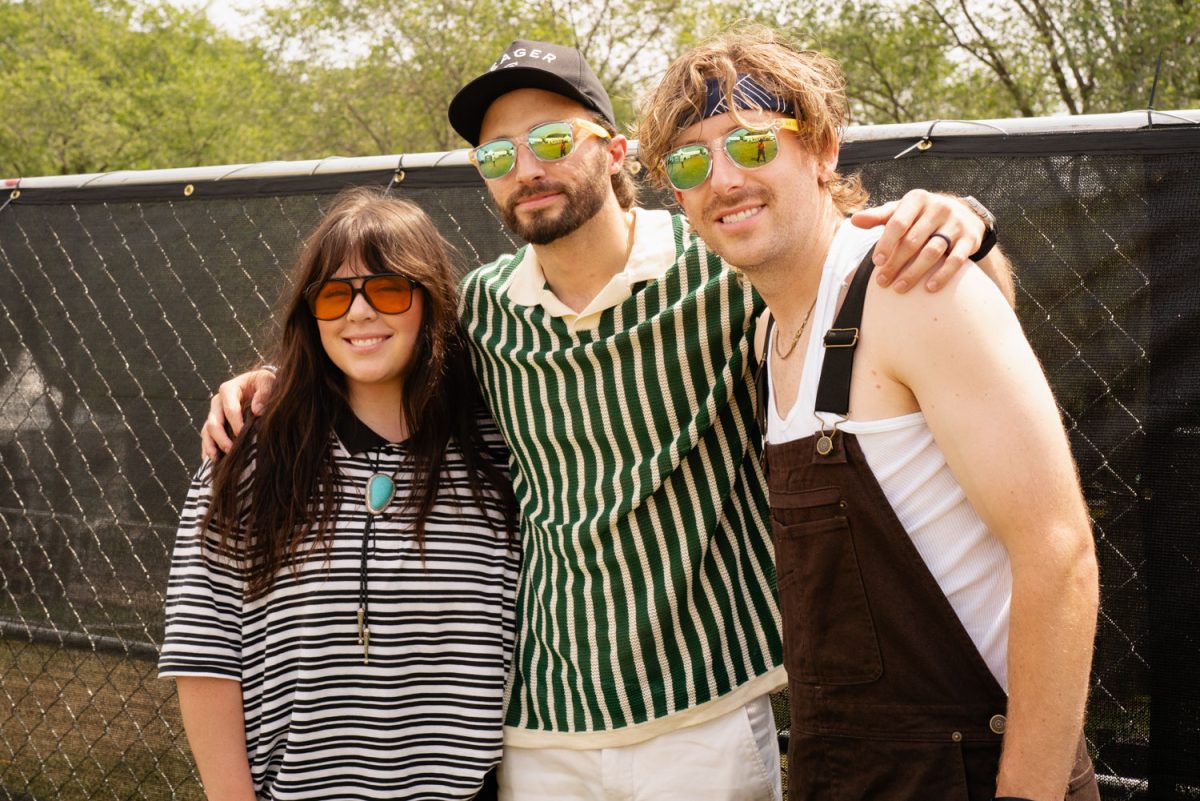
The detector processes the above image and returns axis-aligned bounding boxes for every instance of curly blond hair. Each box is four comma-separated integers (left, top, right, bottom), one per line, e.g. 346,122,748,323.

636,25,868,214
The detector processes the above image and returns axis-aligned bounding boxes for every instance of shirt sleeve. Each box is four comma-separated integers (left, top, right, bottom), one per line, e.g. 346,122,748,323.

157,460,245,680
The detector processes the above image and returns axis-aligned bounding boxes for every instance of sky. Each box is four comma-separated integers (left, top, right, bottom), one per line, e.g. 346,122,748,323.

176,0,264,38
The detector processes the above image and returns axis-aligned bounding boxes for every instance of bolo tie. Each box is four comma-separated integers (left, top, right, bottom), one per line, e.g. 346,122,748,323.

358,451,399,664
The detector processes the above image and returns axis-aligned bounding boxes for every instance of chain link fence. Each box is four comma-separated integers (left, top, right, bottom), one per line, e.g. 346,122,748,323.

2,117,1198,799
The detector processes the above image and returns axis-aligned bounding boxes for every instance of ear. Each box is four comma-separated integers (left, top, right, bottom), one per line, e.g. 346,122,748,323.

818,144,840,185
674,188,685,206
607,134,630,173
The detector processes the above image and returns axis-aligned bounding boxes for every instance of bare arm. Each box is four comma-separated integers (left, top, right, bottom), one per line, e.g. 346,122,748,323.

874,267,1098,798
201,369,277,461
852,190,1015,306
175,676,257,801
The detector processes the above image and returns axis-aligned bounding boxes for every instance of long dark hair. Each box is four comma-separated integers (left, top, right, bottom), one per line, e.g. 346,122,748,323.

202,187,516,599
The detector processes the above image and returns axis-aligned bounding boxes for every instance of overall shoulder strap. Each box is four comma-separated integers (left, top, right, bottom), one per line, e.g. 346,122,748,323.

755,312,777,437
814,246,877,416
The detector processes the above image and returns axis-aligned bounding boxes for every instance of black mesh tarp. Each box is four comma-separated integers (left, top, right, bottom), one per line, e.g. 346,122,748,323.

1,124,1197,799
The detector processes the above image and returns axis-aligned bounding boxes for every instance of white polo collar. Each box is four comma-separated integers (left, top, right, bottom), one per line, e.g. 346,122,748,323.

500,208,677,332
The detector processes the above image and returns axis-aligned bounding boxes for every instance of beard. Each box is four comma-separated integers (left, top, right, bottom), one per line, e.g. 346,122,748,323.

498,152,610,245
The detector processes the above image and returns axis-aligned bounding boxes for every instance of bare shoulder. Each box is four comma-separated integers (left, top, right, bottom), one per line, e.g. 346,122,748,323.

866,263,1017,354
857,261,1040,416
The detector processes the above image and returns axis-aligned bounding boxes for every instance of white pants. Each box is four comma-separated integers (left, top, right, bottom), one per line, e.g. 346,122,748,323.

498,695,782,801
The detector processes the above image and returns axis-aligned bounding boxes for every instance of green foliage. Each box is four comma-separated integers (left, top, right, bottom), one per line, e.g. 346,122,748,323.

0,0,288,176
1,0,1195,176
257,0,684,153
809,0,1200,122
664,0,1199,123
916,0,1200,117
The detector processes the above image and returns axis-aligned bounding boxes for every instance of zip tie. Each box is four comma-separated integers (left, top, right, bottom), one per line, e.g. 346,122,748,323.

893,119,1009,159
1136,109,1199,126
1146,52,1164,128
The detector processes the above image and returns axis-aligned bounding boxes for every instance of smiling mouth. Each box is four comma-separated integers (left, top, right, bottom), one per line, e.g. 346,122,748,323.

719,206,764,225
346,336,389,347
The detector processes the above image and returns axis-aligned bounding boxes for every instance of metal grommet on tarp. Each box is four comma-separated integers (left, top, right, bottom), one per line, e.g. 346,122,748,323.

384,160,406,195
892,119,1009,159
183,184,194,197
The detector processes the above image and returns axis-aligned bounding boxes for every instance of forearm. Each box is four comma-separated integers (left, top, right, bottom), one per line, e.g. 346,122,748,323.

175,676,257,801
975,247,1016,308
995,538,1099,799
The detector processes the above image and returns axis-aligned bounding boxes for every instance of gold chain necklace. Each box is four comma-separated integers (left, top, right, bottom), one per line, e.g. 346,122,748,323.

773,298,818,360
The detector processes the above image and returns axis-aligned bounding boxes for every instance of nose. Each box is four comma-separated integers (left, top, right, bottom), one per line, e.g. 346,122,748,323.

708,146,744,195
511,142,547,183
345,286,377,320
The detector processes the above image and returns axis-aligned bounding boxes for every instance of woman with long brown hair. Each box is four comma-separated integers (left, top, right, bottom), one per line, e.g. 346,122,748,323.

159,187,517,801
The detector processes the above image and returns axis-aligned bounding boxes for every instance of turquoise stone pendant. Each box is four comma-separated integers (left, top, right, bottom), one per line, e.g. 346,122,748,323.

365,473,395,515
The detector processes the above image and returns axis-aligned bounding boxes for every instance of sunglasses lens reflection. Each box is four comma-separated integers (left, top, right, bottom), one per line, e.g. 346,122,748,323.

528,122,575,161
474,140,516,180
664,145,711,191
726,128,778,168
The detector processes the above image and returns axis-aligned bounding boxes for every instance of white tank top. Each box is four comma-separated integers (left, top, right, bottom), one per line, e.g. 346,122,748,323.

766,220,1012,690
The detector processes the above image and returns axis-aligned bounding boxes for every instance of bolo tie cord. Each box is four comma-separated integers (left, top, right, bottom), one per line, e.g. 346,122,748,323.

357,453,384,665
357,511,372,664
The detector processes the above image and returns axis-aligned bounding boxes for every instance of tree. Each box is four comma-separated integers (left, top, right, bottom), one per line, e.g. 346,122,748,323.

665,0,1199,124
3,0,1195,175
0,0,292,176
918,0,1200,117
257,0,685,154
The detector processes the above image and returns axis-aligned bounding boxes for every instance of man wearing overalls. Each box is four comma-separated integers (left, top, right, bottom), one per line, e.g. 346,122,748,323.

638,26,1101,801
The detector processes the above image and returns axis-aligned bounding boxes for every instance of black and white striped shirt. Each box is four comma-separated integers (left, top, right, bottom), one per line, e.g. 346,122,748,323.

159,412,518,800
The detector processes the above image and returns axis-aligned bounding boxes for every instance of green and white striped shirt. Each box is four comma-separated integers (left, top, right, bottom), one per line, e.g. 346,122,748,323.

460,210,784,748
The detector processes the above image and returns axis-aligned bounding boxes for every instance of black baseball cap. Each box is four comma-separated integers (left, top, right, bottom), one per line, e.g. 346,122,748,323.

448,40,616,146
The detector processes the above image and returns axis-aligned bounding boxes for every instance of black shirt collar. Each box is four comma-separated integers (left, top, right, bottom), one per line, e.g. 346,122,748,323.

334,409,406,455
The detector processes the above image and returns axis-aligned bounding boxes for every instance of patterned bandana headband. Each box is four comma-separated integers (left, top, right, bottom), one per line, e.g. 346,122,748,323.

701,73,796,120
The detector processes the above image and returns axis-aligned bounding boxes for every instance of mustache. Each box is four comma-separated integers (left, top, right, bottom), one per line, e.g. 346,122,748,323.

506,182,570,210
703,188,772,220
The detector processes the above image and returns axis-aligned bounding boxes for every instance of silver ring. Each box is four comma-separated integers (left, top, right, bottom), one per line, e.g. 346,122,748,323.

929,232,952,250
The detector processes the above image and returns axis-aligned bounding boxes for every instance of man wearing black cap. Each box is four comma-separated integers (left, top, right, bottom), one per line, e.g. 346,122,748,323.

204,37,1004,800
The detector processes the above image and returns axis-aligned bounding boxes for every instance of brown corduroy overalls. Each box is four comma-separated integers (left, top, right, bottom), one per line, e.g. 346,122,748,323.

758,250,1098,801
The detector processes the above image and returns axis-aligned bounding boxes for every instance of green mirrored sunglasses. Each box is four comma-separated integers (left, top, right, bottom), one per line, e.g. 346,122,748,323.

470,118,612,181
663,119,802,191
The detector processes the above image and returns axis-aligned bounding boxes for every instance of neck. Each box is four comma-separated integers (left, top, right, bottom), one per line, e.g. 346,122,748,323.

532,198,635,313
346,383,409,443
753,203,844,325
